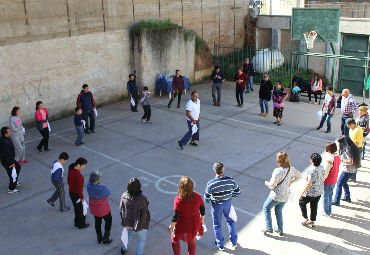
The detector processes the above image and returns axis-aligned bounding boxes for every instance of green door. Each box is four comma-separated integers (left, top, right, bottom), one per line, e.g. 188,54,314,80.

338,34,369,96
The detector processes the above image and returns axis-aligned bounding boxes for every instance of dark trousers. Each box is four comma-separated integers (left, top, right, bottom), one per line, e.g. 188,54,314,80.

94,212,112,235
49,180,66,210
37,127,49,150
2,161,21,190
341,114,350,136
69,192,86,227
179,120,200,146
212,83,222,105
82,108,95,131
130,93,139,112
142,105,151,121
235,87,245,105
309,91,322,102
168,91,182,107
299,195,321,221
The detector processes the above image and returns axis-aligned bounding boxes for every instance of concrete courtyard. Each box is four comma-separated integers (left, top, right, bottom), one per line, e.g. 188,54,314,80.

0,81,370,255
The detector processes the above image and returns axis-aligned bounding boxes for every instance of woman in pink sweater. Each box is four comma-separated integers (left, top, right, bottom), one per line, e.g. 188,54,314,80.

309,73,323,104
35,101,50,152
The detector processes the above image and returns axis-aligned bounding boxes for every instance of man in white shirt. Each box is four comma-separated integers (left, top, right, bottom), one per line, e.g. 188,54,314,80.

178,91,200,150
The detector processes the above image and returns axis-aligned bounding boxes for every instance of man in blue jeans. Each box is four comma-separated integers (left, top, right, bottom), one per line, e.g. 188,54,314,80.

204,162,241,251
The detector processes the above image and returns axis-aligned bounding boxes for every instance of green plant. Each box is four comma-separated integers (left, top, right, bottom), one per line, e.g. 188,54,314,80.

184,30,191,41
195,35,209,55
130,19,179,34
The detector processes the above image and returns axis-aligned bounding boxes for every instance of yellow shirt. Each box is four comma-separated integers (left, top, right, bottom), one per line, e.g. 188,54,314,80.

349,126,363,148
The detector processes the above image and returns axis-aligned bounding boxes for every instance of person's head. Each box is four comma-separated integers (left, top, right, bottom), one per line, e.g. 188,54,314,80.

337,135,361,168
314,73,320,80
264,73,269,81
89,170,103,185
215,66,220,72
191,91,199,102
326,142,337,154
75,107,82,115
129,74,135,81
176,70,180,77
178,176,194,200
70,157,88,171
359,105,368,116
143,86,149,92
213,162,224,175
82,84,89,93
342,89,350,98
127,178,142,197
11,106,20,117
238,66,243,74
276,80,282,89
36,101,43,111
244,58,249,64
58,152,69,164
276,151,290,168
310,153,322,167
346,118,356,130
326,86,333,96
1,127,11,137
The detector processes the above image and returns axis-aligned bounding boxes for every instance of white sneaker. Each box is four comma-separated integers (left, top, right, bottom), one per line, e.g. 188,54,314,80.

141,119,147,123
8,189,19,194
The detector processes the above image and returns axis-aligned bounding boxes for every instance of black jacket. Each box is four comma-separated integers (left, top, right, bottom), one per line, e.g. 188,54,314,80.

210,70,224,83
259,80,273,101
77,91,95,110
0,136,16,167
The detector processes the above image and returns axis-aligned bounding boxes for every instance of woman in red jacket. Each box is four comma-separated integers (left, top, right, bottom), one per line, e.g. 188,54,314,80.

168,177,205,255
35,101,50,152
68,158,89,229
234,67,248,107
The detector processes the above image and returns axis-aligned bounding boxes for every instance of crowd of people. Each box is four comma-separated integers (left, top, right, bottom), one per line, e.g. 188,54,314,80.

0,64,369,255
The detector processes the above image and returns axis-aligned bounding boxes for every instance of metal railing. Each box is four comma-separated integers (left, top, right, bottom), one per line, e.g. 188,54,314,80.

305,1,370,18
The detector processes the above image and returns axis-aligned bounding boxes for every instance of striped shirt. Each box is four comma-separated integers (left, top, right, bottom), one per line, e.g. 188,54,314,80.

204,175,241,204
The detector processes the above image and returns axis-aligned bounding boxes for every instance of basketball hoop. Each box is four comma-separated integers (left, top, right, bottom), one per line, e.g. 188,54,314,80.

303,31,318,50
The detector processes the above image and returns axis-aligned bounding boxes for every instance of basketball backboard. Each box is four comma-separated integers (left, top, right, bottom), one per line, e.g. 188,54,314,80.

291,8,340,43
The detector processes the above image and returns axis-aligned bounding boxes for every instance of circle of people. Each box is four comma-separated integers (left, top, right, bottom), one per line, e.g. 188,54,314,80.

0,61,368,255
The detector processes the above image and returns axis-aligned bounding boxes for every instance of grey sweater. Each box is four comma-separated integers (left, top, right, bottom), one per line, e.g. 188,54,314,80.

9,116,23,135
140,92,151,106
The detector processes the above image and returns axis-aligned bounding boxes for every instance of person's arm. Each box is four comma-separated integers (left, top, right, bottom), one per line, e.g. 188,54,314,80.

300,181,312,199
0,142,12,167
54,168,63,184
324,160,333,180
265,172,279,189
119,197,129,228
318,79,323,91
186,110,196,124
310,79,314,91
200,205,205,224
77,93,82,107
135,81,139,94
232,180,241,197
9,118,22,133
138,197,149,230
282,90,289,102
211,71,216,80
169,198,180,233
289,168,302,186
204,184,211,203
234,74,238,82
78,175,84,200
91,93,96,108
330,96,336,114
102,186,111,198
127,81,131,96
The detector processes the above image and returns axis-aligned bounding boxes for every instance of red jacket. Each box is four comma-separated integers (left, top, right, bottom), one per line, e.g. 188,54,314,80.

68,168,84,199
172,76,185,92
234,72,248,88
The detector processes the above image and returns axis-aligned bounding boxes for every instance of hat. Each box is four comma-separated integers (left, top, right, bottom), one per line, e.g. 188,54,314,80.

244,58,249,61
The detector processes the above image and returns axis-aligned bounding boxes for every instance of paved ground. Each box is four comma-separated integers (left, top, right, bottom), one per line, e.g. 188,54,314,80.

0,81,369,255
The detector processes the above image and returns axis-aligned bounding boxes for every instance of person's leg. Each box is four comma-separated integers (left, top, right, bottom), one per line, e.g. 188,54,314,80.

308,91,312,102
249,76,254,91
217,84,222,105
123,229,134,250
309,196,321,222
212,83,217,105
363,141,366,159
94,216,103,243
41,127,49,150
342,172,352,200
334,171,346,204
70,193,85,227
223,201,237,245
75,126,83,144
318,112,327,129
135,229,148,255
13,161,21,188
187,237,196,255
211,203,224,247
88,109,95,131
177,91,182,107
49,180,62,203
235,88,240,105
264,100,269,114
322,185,330,216
141,106,148,120
59,183,66,210
171,235,181,255
147,106,151,121
103,212,112,243
11,135,22,161
328,185,335,215
179,121,193,146
326,113,333,132
168,92,176,108
240,88,245,105
259,98,264,113
69,192,78,226
4,164,15,191
133,94,139,111
274,201,286,233
82,109,89,130
314,92,318,103
299,196,310,220
263,196,276,231
37,130,44,150
191,121,200,142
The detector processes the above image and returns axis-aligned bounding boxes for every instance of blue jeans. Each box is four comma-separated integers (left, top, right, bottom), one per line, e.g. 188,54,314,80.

211,201,237,247
121,229,148,255
318,112,333,132
75,125,83,144
246,76,253,92
259,98,269,113
333,171,352,204
363,141,366,158
341,114,350,136
322,184,335,216
179,120,199,146
263,196,286,232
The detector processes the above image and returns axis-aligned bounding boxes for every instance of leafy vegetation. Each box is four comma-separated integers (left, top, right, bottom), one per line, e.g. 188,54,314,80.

130,19,179,34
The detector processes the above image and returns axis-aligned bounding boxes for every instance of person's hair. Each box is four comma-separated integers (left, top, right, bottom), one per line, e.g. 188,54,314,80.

89,170,103,185
191,90,197,97
1,127,9,137
82,84,88,89
359,102,368,107
75,107,81,113
238,66,243,71
326,142,337,154
264,73,269,77
213,162,224,175
127,178,142,197
314,73,320,78
11,106,20,116
337,135,361,168
129,73,135,79
276,80,282,86
35,101,43,111
346,118,356,126
214,65,220,70
69,157,88,169
244,57,249,61
176,70,180,73
359,105,368,113
59,152,69,160
327,86,333,91
178,176,194,201
310,153,322,166
143,86,148,91
276,151,291,168
68,163,75,170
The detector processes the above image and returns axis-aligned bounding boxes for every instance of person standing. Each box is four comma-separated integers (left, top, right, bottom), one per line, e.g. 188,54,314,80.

356,104,369,159
47,152,70,211
140,86,152,124
0,127,21,194
333,136,361,205
74,107,84,146
77,84,96,134
234,67,248,107
120,178,150,255
168,177,205,255
210,66,224,107
204,162,241,251
259,73,273,117
35,101,50,152
68,158,90,229
127,74,139,112
346,118,363,182
9,106,27,163
243,58,254,93
272,81,288,126
316,86,336,133
168,70,185,109
263,152,301,236
340,89,358,136
309,73,323,104
87,171,113,244
299,153,325,228
322,142,340,217
178,91,200,150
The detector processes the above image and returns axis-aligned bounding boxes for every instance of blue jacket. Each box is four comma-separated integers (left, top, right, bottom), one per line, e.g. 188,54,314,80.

204,175,241,204
74,114,83,126
243,63,254,76
87,183,111,200
77,90,95,110
211,70,224,83
127,80,139,95
51,160,64,184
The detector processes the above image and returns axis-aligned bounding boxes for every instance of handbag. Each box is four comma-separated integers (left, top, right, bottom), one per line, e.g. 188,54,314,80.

275,167,291,188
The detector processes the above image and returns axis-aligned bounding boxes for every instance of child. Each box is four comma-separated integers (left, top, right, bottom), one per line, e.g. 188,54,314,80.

140,86,152,124
357,104,369,160
47,152,70,212
74,107,84,145
272,81,288,126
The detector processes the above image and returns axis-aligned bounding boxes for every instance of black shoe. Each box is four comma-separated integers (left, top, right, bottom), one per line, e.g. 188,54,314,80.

84,130,90,134
214,241,224,251
177,141,183,150
251,88,254,91
90,130,95,133
325,130,331,133
133,110,138,112
168,102,171,108
103,231,113,244
47,199,55,207
121,248,126,255
245,91,250,93
189,141,198,146
44,148,50,152
316,127,321,130
37,147,42,153
97,232,103,244
341,198,351,203
78,223,90,229
332,202,340,206
177,104,180,108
